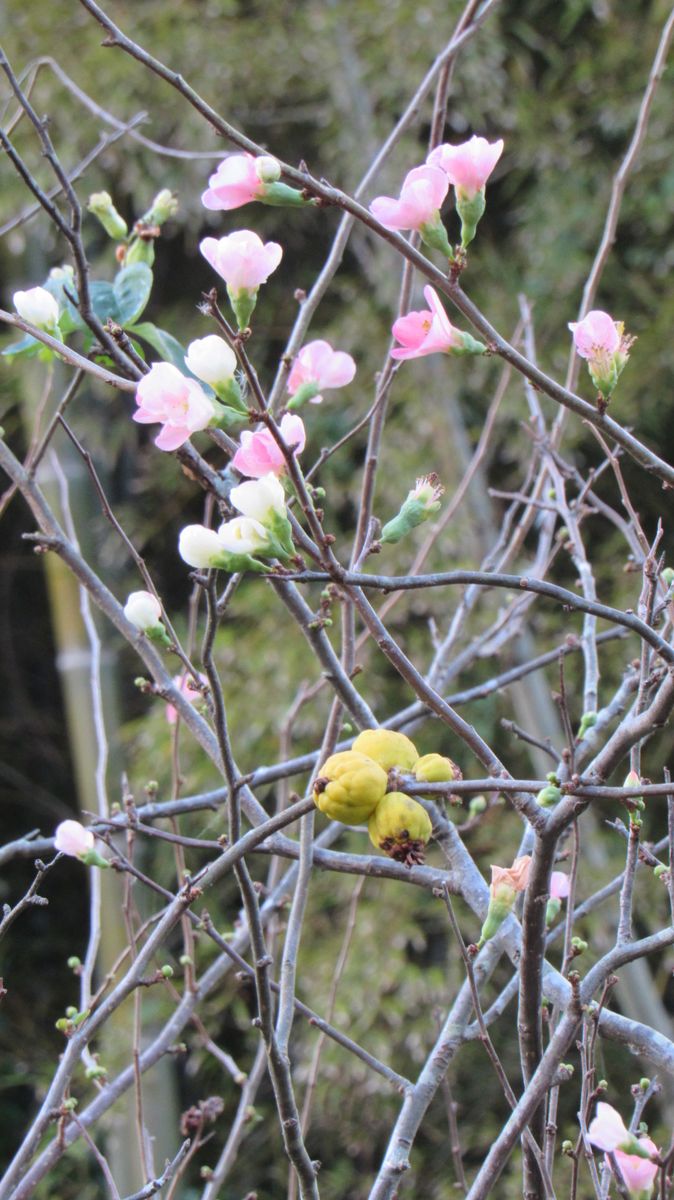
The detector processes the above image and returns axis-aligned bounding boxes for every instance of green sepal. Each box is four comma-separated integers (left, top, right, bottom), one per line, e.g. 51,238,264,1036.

457,187,486,249
260,182,315,208
419,217,455,260
452,332,488,357
287,381,321,409
81,849,109,869
228,286,258,332
213,377,248,412
266,511,295,561
125,238,155,268
146,624,172,649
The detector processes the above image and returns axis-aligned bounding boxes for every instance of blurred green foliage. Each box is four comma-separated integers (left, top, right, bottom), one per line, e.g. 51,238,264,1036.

2,0,674,1195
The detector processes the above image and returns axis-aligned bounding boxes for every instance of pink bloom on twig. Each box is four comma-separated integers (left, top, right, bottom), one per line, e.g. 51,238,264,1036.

133,363,214,452
569,310,621,360
428,136,504,198
588,1103,632,1152
232,413,306,478
550,871,570,900
287,340,356,406
391,286,485,360
613,1138,658,1197
369,165,449,232
200,231,283,292
202,153,277,211
166,673,208,726
54,820,95,858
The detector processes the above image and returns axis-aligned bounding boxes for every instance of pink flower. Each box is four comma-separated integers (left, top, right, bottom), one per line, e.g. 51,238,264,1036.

232,413,306,478
287,340,356,406
588,1103,632,1152
166,672,208,726
200,230,283,292
569,310,621,360
568,310,633,401
54,819,95,858
550,871,570,900
133,363,214,451
391,286,485,360
428,136,503,198
613,1138,658,1197
369,165,448,232
202,154,273,211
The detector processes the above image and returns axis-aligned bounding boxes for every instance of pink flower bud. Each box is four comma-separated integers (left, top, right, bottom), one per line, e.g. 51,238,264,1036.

428,136,504,198
165,672,208,726
370,165,449,232
550,871,571,901
232,413,306,478
568,310,633,401
54,820,95,858
287,340,356,406
133,363,214,451
199,230,283,292
391,286,486,360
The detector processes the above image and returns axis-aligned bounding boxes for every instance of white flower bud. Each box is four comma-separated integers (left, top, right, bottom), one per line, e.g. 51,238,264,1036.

185,336,237,388
123,590,162,631
54,820,95,858
13,286,60,331
178,525,226,568
229,472,287,524
255,155,282,183
217,516,270,556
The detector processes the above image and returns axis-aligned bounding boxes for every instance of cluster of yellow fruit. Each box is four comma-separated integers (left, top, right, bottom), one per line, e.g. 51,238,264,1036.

312,728,460,867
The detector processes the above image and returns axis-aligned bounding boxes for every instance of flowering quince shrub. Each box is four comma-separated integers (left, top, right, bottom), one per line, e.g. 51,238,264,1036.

2,6,674,1200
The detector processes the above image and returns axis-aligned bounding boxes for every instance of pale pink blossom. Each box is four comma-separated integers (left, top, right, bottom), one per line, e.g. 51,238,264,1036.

550,871,570,900
613,1138,658,1196
232,413,306,478
54,820,95,858
391,286,477,360
202,154,278,211
588,1103,632,1152
428,136,504,198
287,340,356,405
490,855,531,900
133,363,214,451
200,231,283,292
166,673,208,726
369,165,448,232
569,310,621,360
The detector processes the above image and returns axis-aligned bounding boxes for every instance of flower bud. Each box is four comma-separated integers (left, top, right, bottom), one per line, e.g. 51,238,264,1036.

185,335,237,389
123,590,162,631
87,191,128,240
536,784,562,807
160,964,174,978
13,286,60,332
662,568,674,588
143,188,178,226
577,711,597,738
54,819,94,858
178,525,229,569
468,795,487,817
255,155,282,183
381,475,445,544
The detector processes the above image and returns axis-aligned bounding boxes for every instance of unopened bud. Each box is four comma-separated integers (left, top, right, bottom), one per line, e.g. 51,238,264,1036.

143,189,178,226
87,192,128,240
160,964,174,979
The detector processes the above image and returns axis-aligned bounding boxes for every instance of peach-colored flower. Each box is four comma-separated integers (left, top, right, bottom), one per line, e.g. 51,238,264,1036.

490,854,531,898
428,136,503,198
232,413,306,478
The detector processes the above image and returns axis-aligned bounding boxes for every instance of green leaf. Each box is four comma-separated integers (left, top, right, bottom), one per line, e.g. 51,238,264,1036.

131,322,188,372
113,263,153,326
89,281,120,325
1,332,42,359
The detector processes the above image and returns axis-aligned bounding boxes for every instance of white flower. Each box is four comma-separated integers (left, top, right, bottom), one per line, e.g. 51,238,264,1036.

217,516,270,556
185,335,237,388
123,590,162,631
54,820,94,857
229,472,286,524
178,525,226,568
13,286,59,330
255,155,282,183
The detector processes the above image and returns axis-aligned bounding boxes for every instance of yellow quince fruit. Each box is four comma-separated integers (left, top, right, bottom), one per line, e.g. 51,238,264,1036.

313,751,387,825
368,792,433,866
414,753,461,784
352,728,419,772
